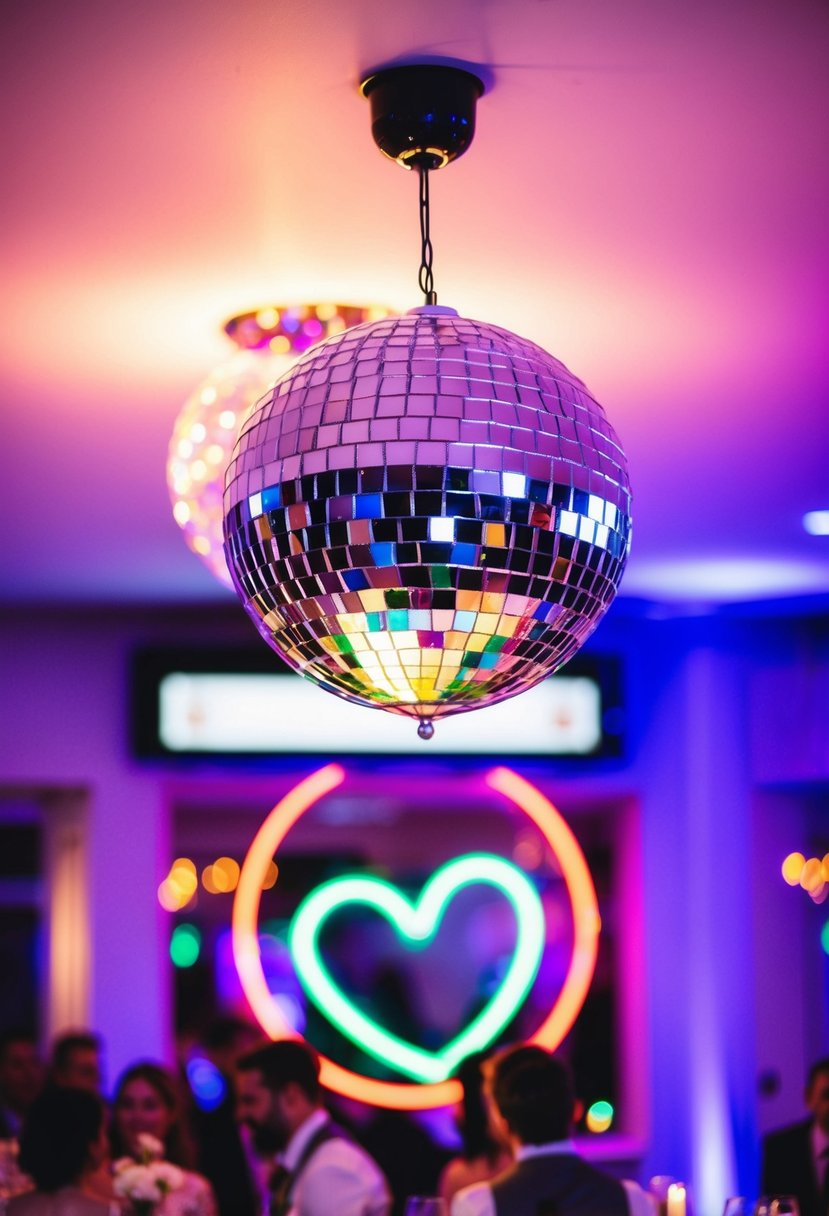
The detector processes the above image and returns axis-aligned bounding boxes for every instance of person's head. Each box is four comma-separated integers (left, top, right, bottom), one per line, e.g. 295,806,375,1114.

202,1017,261,1080
0,1030,43,1116
489,1045,574,1147
111,1062,193,1167
455,1052,506,1162
50,1031,102,1094
235,1040,321,1155
805,1058,829,1133
18,1086,108,1191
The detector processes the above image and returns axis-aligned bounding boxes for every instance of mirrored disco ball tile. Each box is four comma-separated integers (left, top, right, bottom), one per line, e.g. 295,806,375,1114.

224,308,631,725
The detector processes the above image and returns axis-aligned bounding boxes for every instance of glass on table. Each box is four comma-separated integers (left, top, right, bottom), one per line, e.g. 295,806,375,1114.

767,1199,799,1216
754,1200,800,1216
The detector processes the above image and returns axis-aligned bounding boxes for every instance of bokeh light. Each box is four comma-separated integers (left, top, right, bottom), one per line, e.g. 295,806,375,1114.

585,1099,614,1133
157,857,198,910
170,923,201,968
782,851,829,904
781,852,806,885
201,864,220,895
201,857,244,894
513,830,545,871
821,920,829,954
185,1056,227,1110
212,856,240,892
800,857,823,892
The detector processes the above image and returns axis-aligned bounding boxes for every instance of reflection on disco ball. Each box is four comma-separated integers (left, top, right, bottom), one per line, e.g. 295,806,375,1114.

223,306,631,734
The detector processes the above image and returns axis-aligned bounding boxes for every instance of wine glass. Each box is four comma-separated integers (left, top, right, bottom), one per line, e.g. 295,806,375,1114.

403,1200,447,1216
753,1200,800,1216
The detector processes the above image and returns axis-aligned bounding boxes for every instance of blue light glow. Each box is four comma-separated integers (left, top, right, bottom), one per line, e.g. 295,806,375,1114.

186,1056,227,1111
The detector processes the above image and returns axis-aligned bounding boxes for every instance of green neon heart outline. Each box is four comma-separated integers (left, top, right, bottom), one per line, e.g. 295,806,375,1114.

288,853,545,1084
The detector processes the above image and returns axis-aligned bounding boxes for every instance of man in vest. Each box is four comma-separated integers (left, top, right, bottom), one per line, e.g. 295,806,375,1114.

452,1045,653,1216
235,1040,390,1216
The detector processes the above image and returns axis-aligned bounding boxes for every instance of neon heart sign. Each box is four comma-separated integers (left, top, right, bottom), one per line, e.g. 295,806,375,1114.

232,764,600,1110
289,854,546,1084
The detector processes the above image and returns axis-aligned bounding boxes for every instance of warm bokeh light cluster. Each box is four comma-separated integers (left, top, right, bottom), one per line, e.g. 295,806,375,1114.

781,850,829,904
157,857,199,911
202,856,241,894
157,855,277,909
168,305,391,587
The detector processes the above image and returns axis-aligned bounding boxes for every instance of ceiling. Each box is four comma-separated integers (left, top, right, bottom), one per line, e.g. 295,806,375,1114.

2,0,828,609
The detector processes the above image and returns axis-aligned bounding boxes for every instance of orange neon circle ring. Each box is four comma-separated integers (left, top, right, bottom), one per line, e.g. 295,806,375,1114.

232,763,601,1110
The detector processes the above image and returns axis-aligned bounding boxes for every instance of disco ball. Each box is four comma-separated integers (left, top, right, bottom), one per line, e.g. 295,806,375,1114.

222,305,631,737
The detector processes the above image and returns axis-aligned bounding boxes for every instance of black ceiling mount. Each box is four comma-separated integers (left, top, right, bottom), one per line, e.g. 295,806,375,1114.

360,64,485,170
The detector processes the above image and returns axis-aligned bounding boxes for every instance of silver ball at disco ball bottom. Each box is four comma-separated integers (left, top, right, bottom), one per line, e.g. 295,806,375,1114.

222,305,632,735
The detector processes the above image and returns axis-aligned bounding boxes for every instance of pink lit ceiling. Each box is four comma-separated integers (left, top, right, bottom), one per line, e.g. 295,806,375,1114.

2,0,827,607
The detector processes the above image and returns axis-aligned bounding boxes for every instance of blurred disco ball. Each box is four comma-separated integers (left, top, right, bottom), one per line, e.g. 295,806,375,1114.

223,305,631,737
168,305,389,587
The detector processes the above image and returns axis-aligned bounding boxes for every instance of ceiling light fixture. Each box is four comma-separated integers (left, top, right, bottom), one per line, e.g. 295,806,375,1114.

222,63,632,738
803,509,829,537
168,305,390,586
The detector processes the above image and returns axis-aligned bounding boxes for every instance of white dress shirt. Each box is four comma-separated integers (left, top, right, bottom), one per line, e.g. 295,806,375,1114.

278,1109,390,1216
450,1140,655,1216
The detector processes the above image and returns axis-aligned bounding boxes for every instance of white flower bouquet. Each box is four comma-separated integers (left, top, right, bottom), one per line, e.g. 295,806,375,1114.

113,1134,184,1214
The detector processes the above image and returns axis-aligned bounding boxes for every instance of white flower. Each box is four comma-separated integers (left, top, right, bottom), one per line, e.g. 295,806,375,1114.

148,1163,184,1193
136,1134,165,1163
128,1179,164,1204
114,1166,147,1198
112,1152,184,1209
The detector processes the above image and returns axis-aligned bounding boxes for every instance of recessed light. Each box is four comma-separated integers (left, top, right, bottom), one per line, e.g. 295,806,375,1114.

803,510,829,535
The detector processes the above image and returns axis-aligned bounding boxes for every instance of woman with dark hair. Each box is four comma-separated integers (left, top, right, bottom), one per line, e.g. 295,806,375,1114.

9,1086,115,1216
111,1064,215,1216
437,1053,512,1208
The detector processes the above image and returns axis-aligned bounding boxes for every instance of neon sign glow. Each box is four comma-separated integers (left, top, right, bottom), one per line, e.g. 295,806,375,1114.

288,854,545,1083
232,764,600,1110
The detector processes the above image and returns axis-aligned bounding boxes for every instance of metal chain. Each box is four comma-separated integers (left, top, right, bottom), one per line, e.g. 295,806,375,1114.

417,164,437,305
